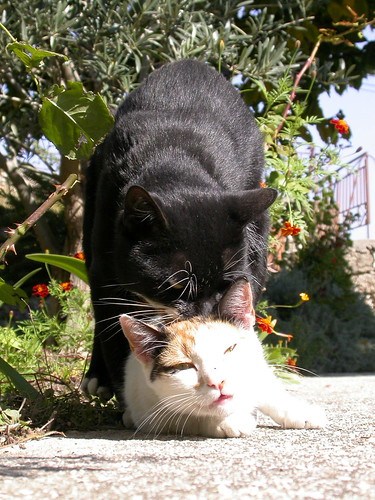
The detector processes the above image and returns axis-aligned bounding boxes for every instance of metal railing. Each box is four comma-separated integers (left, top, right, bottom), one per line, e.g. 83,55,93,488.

333,152,370,230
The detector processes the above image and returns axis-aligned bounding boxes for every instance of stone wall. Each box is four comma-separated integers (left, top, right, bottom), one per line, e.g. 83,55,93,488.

346,240,375,309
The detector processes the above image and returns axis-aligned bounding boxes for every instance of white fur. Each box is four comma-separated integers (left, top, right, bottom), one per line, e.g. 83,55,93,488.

122,321,328,438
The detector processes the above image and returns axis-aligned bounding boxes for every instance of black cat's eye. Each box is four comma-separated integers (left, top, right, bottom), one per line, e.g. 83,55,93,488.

224,343,237,354
170,281,184,290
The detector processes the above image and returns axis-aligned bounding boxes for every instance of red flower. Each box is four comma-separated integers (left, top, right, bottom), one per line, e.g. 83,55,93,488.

32,284,49,298
60,281,73,292
330,118,349,135
256,316,276,334
74,251,85,261
281,221,301,237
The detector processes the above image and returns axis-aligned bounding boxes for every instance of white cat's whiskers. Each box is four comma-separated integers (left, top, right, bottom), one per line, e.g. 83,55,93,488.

174,395,203,436
133,393,193,437
179,397,206,437
140,394,197,437
154,395,200,438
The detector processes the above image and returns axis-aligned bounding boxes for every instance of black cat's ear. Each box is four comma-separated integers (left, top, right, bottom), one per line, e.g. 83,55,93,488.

218,279,256,330
123,185,168,234
230,188,277,223
120,314,164,364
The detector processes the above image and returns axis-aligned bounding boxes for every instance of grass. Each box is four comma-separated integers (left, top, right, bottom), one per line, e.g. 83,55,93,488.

0,281,122,446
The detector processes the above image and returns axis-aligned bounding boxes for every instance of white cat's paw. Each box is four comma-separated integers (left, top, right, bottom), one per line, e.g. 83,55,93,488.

80,377,113,401
211,414,258,438
281,403,328,429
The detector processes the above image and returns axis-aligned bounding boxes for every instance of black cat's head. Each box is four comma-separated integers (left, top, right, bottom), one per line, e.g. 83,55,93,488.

114,184,276,320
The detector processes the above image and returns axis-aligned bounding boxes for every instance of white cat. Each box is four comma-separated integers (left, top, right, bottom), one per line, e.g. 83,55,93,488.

120,280,327,438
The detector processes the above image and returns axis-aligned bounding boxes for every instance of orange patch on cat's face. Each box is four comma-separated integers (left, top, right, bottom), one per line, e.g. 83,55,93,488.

158,319,199,367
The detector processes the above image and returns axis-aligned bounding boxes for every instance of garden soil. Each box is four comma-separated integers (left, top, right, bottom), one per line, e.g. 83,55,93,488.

1,375,374,499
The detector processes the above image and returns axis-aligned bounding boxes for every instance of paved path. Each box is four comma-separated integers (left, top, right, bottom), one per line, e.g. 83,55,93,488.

1,375,374,499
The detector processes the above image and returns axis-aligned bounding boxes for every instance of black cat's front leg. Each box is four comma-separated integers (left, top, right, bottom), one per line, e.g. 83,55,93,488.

81,325,117,402
81,297,130,406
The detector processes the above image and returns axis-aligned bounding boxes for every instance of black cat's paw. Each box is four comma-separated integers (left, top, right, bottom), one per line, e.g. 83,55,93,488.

80,376,114,401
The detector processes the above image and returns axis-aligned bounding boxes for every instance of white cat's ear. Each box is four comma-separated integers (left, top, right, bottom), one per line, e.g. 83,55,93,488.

218,279,256,329
123,185,168,234
119,314,164,364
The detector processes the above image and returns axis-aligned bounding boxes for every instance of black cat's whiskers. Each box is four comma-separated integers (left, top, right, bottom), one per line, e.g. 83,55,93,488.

99,322,123,342
246,224,268,251
138,343,169,359
184,261,198,301
96,297,155,307
95,296,178,324
158,261,198,300
99,282,140,289
158,269,189,291
223,246,247,272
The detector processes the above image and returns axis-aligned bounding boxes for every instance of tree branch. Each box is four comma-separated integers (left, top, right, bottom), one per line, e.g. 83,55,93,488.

274,39,321,139
0,173,78,262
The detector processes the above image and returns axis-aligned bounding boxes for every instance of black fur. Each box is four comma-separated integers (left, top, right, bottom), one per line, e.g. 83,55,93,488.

83,60,276,402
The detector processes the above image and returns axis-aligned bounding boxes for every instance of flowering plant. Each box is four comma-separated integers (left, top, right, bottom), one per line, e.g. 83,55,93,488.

256,293,310,371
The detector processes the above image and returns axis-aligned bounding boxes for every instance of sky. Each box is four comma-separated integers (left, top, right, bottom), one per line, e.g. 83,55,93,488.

318,74,375,239
316,25,375,240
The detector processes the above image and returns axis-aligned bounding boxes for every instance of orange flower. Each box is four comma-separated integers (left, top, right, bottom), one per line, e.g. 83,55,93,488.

287,357,297,367
32,283,49,298
60,281,73,292
256,315,277,334
74,251,85,261
281,221,301,237
330,118,349,135
259,181,267,188
299,292,310,302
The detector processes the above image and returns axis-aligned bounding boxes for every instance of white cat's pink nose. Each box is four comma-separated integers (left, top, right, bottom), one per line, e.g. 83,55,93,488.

208,381,224,391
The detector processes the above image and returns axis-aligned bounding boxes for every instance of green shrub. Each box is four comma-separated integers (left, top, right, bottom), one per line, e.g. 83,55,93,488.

265,265,375,373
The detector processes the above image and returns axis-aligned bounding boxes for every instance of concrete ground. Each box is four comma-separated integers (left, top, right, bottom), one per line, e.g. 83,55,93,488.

0,375,374,499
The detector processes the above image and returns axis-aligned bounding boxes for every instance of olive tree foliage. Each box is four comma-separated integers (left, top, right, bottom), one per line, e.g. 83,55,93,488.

0,0,374,257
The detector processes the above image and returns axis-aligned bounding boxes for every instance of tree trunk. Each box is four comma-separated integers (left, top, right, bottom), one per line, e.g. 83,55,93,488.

60,155,85,287
0,153,60,254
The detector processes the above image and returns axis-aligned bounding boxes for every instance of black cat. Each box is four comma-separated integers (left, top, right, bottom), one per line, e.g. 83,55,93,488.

82,59,277,403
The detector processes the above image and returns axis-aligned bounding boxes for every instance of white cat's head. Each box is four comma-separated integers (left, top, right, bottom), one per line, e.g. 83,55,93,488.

120,280,263,417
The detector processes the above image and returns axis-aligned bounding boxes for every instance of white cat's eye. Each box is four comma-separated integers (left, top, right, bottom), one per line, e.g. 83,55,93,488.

224,343,237,354
173,362,196,371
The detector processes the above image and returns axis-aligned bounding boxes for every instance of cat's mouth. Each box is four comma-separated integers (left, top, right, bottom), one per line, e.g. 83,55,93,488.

212,393,233,406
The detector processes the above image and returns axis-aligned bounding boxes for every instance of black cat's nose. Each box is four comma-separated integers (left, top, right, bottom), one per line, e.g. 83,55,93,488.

174,299,219,319
197,300,216,317
195,297,222,317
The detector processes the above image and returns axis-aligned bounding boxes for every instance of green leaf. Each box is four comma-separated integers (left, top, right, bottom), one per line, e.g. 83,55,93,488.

26,253,89,284
39,82,114,160
7,41,68,69
0,278,28,308
14,268,42,289
0,356,40,401
268,170,280,185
